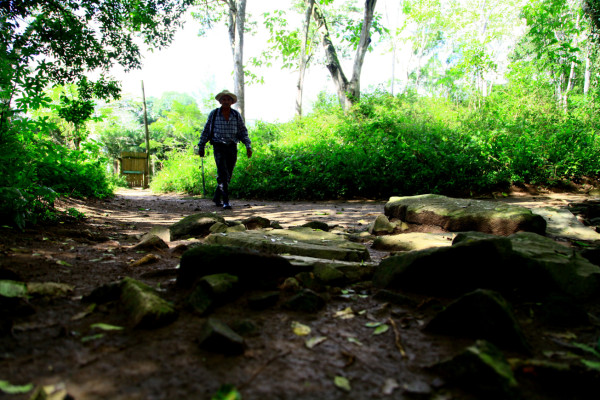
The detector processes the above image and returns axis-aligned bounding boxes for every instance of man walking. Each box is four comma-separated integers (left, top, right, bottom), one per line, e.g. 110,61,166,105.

197,90,252,210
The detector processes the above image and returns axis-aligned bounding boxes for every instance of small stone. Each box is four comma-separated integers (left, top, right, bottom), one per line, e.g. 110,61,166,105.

280,277,301,292
200,273,239,298
197,318,245,355
373,289,417,307
302,221,330,231
209,222,229,233
133,234,168,251
120,277,178,329
368,214,396,235
242,216,271,230
26,282,73,298
247,291,280,310
283,289,325,313
187,285,214,315
313,264,345,285
431,340,518,399
424,289,530,353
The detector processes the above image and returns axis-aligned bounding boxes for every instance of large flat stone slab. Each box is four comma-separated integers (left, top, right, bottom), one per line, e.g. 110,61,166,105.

205,227,370,262
532,207,600,242
372,232,454,251
384,194,546,236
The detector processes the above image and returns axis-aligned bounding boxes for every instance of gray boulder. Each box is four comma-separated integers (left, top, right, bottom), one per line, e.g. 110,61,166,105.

385,194,546,235
170,212,225,240
372,236,515,296
506,232,600,299
424,289,531,353
454,231,600,300
205,227,370,262
373,231,600,300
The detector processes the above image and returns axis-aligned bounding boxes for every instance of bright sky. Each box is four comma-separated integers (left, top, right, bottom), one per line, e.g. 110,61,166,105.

112,0,397,124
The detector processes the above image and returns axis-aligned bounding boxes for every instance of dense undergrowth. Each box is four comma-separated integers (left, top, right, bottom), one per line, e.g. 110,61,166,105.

151,90,600,200
0,122,121,229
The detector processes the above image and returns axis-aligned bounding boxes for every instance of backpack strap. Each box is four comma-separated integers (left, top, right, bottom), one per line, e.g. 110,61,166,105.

209,108,218,144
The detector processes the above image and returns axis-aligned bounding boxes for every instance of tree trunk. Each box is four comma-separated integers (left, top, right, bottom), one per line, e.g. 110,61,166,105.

296,0,315,117
584,51,590,96
224,0,246,119
312,0,377,111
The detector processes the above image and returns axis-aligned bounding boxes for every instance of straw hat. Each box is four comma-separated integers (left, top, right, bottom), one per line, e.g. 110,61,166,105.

215,90,238,104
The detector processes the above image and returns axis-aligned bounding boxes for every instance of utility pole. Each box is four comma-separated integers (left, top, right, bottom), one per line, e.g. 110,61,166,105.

141,80,150,189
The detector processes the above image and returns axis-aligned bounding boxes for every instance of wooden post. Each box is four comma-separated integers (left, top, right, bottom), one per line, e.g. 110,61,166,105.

141,80,150,188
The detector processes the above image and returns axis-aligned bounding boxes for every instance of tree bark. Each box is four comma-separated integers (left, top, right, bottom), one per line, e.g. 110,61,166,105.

223,0,246,119
312,0,377,111
296,0,315,117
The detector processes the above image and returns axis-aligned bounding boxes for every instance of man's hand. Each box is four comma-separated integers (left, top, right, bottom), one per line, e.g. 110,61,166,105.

247,148,253,158
199,148,205,158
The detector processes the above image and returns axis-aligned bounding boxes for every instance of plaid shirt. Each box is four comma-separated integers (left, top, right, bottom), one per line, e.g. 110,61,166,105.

197,108,251,150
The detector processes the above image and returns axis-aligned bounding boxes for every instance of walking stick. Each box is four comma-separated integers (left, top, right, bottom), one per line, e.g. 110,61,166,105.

201,155,207,196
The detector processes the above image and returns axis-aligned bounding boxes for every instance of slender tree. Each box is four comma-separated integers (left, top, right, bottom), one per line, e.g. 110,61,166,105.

312,0,378,110
297,0,316,116
193,0,248,118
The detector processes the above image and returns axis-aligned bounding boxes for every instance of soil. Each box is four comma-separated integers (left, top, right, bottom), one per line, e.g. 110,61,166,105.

0,188,599,400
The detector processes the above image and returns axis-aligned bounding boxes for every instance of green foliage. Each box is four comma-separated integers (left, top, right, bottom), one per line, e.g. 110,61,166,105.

0,0,194,228
151,90,600,201
150,148,209,195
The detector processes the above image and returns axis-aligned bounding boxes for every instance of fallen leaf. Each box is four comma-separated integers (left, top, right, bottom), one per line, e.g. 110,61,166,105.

365,321,382,328
81,333,104,342
347,337,363,346
71,304,96,321
545,331,577,340
305,336,327,349
0,380,33,394
291,321,311,336
0,280,27,298
130,253,159,267
334,307,354,319
373,324,389,335
56,260,72,267
334,376,351,392
90,323,124,331
582,359,600,371
211,384,241,400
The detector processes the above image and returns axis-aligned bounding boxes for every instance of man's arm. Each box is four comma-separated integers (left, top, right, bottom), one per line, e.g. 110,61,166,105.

197,110,215,157
234,110,252,158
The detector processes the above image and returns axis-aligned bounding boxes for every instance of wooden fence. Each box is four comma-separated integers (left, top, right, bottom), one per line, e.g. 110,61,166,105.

120,152,148,187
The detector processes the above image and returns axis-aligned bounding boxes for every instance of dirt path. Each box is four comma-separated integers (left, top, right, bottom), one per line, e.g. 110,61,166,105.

0,188,597,400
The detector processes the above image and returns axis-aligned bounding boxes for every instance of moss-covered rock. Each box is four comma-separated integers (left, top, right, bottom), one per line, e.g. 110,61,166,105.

120,277,177,329
385,194,546,235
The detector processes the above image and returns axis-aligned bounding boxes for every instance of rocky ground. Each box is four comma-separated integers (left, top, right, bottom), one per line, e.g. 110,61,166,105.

0,187,599,400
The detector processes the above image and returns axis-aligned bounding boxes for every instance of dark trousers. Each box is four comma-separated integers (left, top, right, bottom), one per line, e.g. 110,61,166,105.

212,143,238,204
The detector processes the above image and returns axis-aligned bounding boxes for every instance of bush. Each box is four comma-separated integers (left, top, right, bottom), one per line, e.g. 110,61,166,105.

152,90,600,201
0,121,115,228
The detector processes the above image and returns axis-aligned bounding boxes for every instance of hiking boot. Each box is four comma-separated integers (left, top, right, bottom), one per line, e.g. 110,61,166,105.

223,203,232,210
